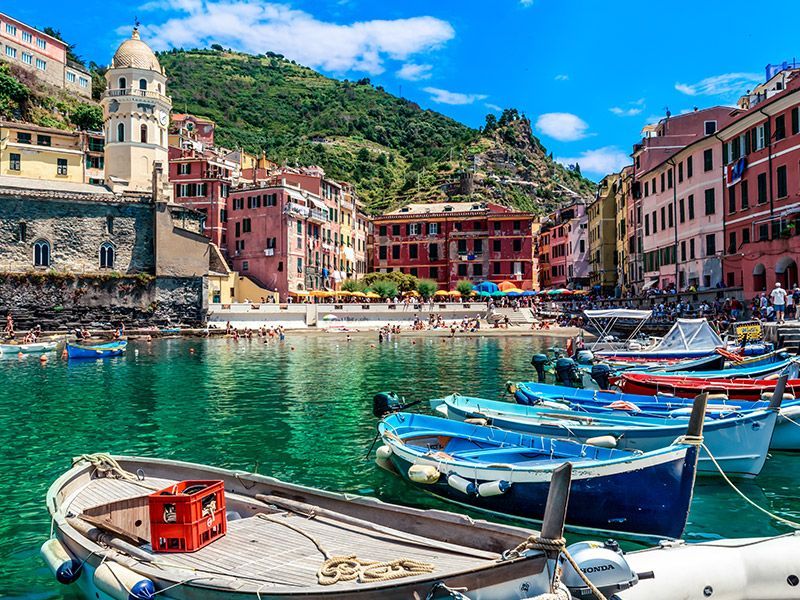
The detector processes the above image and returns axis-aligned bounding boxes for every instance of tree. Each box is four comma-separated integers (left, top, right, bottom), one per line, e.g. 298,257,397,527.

416,279,438,299
72,103,103,130
211,43,224,52
483,113,497,133
356,147,370,162
370,279,398,299
88,62,107,101
341,278,365,292
363,271,418,292
456,279,474,297
0,64,30,118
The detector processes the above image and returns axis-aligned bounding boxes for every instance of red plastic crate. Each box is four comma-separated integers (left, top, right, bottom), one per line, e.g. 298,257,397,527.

149,480,227,553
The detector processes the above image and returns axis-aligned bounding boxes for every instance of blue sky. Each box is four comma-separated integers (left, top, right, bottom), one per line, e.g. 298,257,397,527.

12,0,797,179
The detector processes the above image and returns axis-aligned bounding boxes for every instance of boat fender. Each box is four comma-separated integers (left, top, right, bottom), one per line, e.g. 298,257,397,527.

408,464,440,484
447,473,478,496
706,393,729,402
376,444,393,460
585,435,617,449
538,401,570,411
94,562,156,600
226,510,242,522
464,417,489,426
40,538,82,584
477,480,511,497
761,392,795,402
780,404,800,419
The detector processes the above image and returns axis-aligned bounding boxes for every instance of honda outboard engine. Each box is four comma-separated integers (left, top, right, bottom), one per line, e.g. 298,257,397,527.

531,353,549,383
590,364,612,390
372,392,404,417
555,358,581,388
561,540,648,599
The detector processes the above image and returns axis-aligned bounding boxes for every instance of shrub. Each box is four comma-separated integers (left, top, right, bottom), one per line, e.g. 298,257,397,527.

341,278,365,292
370,279,399,298
416,279,438,299
456,279,474,296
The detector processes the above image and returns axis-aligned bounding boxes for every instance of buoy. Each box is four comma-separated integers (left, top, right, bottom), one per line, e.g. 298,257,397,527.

706,393,730,402
585,435,618,449
477,480,511,497
40,354,48,363
464,417,489,426
189,348,195,353
408,464,440,484
40,538,82,584
761,392,795,402
538,400,571,411
447,473,477,496
18,351,23,358
94,562,156,600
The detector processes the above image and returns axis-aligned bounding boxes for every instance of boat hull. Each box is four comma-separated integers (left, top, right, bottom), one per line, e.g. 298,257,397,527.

616,373,800,400
0,341,58,354
66,341,127,359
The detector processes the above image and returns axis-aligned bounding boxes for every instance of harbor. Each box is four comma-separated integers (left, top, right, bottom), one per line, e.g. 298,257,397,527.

3,333,800,598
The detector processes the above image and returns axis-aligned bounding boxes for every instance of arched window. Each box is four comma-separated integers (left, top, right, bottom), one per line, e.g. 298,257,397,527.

157,83,162,93
118,77,127,89
140,124,148,144
33,239,50,267
139,78,147,90
99,242,114,269
117,123,125,142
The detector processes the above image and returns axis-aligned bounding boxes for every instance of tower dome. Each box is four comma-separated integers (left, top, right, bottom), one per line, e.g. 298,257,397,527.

112,28,162,72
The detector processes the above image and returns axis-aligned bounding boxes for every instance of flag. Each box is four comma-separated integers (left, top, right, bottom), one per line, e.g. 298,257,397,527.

726,157,746,187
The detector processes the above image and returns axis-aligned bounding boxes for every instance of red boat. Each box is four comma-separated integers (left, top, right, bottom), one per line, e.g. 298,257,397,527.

613,372,800,400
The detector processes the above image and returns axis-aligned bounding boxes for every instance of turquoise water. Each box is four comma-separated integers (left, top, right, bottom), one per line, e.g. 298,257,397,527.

1,335,798,598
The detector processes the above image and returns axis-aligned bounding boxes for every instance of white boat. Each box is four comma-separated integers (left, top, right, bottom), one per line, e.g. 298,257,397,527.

0,340,58,354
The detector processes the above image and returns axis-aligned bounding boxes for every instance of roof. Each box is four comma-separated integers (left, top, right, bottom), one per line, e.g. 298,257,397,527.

112,28,161,72
0,13,68,48
0,175,149,203
0,121,79,136
379,201,529,219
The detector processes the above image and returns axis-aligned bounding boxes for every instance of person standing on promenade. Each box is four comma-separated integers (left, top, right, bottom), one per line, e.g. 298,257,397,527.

4,313,13,339
771,282,788,324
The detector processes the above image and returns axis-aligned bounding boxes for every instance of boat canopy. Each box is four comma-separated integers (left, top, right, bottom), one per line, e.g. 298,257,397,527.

583,309,653,320
652,318,723,352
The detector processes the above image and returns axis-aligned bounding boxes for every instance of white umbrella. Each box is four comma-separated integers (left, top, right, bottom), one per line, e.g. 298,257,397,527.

321,314,339,321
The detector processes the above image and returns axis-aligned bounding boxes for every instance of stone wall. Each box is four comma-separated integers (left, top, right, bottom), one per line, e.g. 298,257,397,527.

0,273,206,329
0,196,155,274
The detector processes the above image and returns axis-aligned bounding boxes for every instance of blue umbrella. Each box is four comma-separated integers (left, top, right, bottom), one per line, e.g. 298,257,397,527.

474,281,499,293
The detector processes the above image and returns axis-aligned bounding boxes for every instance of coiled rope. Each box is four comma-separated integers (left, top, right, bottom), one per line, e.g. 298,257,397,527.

256,513,435,585
74,453,160,490
504,536,606,600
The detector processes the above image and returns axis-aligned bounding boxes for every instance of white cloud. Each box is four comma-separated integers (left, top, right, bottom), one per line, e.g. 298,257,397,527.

520,0,535,6
535,112,589,141
675,72,762,97
396,62,433,81
136,1,455,74
554,74,569,81
485,103,502,112
557,146,630,176
423,87,487,105
610,106,642,117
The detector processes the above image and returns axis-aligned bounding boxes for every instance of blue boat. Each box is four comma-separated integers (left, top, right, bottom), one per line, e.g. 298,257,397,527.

434,391,783,477
515,380,800,452
625,356,797,380
66,340,127,359
377,410,702,539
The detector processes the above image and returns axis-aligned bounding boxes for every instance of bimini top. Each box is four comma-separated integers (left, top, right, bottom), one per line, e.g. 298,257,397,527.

583,309,653,320
652,318,723,351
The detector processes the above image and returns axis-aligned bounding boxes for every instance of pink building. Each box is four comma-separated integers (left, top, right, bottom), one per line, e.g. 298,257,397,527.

632,107,741,292
546,202,588,289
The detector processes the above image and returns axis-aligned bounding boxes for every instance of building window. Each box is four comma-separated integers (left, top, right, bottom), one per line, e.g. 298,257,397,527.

21,52,32,65
379,246,387,260
741,182,749,209
679,198,685,223
687,156,693,178
777,165,788,198
792,108,799,136
5,24,17,35
106,216,114,234
391,224,400,236
680,240,686,261
5,46,16,59
429,243,439,260
66,71,76,83
667,169,673,189
35,58,46,70
703,149,713,172
36,38,46,50
140,124,148,144
759,224,769,241
408,223,420,235
9,152,21,171
22,31,32,43
704,120,717,135
775,115,786,141
117,123,125,142
757,173,767,204
678,162,683,183
688,194,695,220
79,77,88,88
391,245,400,260
409,243,418,259
99,243,114,269
513,238,522,252
473,264,483,277
474,239,483,254
33,239,50,267
728,186,736,214
742,228,750,244
297,257,303,273
704,188,715,215
493,239,502,252
429,266,439,279
56,158,68,176
18,221,26,242
457,264,467,276
242,218,251,233
705,234,716,256
118,77,127,89
728,231,737,254
139,78,147,90
178,162,190,175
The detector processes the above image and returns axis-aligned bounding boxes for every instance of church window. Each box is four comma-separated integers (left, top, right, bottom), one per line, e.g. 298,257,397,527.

140,124,148,144
99,243,115,269
118,77,127,89
139,78,147,90
117,123,125,142
33,240,50,267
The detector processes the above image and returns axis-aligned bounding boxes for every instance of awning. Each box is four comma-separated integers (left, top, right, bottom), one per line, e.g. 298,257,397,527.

642,278,658,291
308,196,327,211
584,309,653,320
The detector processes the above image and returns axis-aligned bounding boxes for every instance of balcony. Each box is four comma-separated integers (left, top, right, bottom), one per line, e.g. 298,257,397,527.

309,208,330,223
102,88,171,104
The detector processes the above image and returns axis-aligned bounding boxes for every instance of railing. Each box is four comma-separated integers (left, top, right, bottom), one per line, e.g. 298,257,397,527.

102,88,171,103
309,208,330,223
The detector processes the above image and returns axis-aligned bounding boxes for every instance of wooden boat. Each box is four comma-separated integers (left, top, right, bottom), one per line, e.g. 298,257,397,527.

514,380,800,452
42,454,560,599
66,340,127,359
0,340,58,354
434,387,784,478
615,372,800,400
377,402,705,539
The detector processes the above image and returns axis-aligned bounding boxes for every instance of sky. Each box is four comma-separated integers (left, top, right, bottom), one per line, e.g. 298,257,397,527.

11,0,799,179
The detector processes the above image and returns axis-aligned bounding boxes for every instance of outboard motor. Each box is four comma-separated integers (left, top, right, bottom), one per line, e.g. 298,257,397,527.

590,364,612,390
561,540,650,599
555,358,581,388
372,392,404,417
531,353,549,383
575,350,594,365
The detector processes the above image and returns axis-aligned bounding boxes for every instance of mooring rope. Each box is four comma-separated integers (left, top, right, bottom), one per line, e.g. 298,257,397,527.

74,453,160,490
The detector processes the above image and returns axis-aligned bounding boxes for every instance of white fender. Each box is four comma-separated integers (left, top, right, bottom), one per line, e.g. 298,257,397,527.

447,473,477,495
477,480,511,497
40,538,81,584
585,435,617,448
780,404,800,418
762,392,796,402
375,445,395,472
94,562,155,600
408,464,440,484
464,417,489,426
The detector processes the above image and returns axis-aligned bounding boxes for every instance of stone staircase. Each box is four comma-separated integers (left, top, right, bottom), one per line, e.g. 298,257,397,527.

774,322,800,352
493,307,535,325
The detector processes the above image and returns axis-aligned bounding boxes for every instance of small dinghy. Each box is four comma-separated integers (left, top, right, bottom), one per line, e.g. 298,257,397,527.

436,377,787,478
42,453,563,599
66,340,127,359
616,371,800,400
0,340,58,354
375,392,707,539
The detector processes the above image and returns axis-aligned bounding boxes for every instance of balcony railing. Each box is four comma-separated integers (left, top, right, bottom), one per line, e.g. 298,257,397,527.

102,88,171,103
309,208,330,223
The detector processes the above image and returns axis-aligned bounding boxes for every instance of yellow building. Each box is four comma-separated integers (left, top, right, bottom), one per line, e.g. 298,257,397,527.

0,121,87,183
616,166,633,293
588,173,620,293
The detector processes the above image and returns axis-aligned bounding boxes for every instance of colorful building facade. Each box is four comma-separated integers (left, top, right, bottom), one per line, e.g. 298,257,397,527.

588,174,619,293
372,202,536,290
